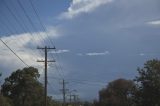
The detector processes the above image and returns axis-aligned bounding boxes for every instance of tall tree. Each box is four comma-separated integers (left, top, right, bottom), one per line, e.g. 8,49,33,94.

99,78,135,106
1,67,44,106
133,59,160,106
0,94,12,106
0,72,12,106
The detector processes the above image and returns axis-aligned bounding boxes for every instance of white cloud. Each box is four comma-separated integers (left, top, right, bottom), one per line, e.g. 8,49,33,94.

86,51,110,56
49,49,70,54
3,33,41,47
60,0,114,19
0,27,60,74
0,35,44,74
147,20,160,25
46,26,62,38
139,53,145,56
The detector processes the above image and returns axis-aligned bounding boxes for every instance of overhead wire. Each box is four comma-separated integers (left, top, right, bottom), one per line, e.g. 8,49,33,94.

0,1,31,67
0,0,67,100
15,0,62,75
1,0,45,67
28,0,55,46
0,0,102,99
0,38,29,67
16,0,47,46
9,0,44,58
47,76,107,86
2,0,44,48
0,8,37,59
28,0,65,79
9,0,64,97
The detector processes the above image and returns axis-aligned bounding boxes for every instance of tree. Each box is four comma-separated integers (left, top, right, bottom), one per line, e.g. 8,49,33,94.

83,101,93,106
93,100,99,106
1,67,45,106
133,59,160,106
0,72,12,106
0,94,12,106
99,78,135,106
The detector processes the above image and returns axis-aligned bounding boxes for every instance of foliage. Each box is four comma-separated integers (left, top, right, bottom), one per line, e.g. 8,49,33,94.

47,96,61,106
99,78,135,106
133,59,160,106
83,101,93,106
1,67,45,106
0,94,12,106
1,59,160,106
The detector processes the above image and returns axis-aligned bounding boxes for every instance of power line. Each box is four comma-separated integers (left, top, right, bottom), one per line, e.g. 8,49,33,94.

28,0,54,45
2,0,29,37
16,0,46,45
28,0,65,79
47,76,107,86
48,81,61,94
15,0,51,47
0,9,38,59
53,51,65,79
0,38,29,67
2,0,46,65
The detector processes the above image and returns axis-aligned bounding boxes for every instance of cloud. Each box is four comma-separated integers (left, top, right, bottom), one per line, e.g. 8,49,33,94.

86,51,110,56
139,53,145,56
0,27,60,75
49,49,70,54
46,26,62,38
59,0,114,19
0,35,43,74
147,20,160,26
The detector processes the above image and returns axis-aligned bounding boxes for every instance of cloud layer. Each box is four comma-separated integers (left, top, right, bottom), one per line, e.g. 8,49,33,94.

0,27,61,75
148,20,160,25
49,49,70,54
86,51,110,56
59,0,114,19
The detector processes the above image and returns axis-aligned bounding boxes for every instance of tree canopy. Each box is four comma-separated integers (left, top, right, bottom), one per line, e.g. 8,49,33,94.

1,59,160,106
0,94,12,106
99,78,135,106
97,59,160,106
133,59,160,106
1,67,45,106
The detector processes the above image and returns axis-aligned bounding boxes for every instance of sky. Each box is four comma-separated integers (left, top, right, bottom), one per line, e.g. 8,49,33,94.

0,0,160,101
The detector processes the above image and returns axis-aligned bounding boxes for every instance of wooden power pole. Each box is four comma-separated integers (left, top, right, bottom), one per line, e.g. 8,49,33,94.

60,79,68,106
37,46,55,106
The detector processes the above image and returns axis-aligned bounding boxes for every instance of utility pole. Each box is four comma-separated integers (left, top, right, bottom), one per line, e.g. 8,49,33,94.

60,79,68,106
68,89,76,104
69,94,72,103
71,94,79,106
37,46,56,106
72,94,77,106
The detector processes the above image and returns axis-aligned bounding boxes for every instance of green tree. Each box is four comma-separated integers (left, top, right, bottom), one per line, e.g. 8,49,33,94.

83,101,93,106
99,78,135,106
1,67,44,106
0,94,12,106
133,59,160,106
0,72,12,106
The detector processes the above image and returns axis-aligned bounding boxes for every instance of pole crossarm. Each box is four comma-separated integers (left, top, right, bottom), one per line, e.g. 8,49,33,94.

37,46,56,106
37,46,56,49
37,60,56,62
60,79,69,106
